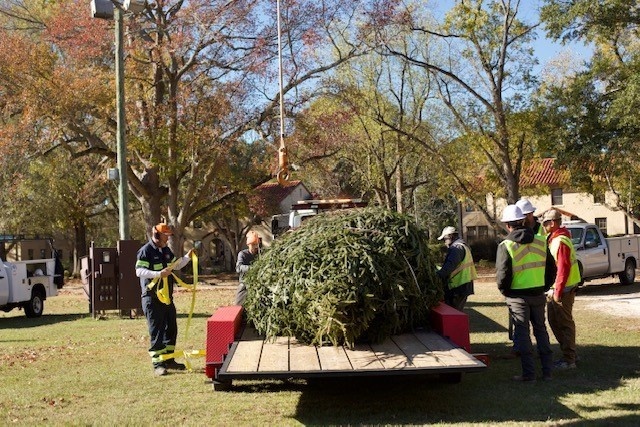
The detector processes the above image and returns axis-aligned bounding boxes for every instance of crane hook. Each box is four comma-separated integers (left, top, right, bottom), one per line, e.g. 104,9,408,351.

277,136,290,186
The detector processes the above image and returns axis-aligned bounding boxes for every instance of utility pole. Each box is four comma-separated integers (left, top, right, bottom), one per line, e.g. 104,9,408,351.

114,6,130,240
92,0,143,239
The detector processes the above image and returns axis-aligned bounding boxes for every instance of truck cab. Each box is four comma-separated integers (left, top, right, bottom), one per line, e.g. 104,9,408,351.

565,222,638,285
566,223,609,278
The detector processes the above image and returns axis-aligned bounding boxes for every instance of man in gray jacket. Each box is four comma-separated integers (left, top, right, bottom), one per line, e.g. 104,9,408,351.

235,231,260,305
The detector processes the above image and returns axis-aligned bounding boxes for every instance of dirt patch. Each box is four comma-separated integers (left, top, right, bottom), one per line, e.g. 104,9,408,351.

474,271,640,319
574,280,640,319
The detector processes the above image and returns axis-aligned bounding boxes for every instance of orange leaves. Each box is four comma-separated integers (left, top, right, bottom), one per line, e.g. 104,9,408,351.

43,0,112,65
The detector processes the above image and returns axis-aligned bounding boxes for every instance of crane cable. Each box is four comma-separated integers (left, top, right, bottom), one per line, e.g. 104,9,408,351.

276,0,290,186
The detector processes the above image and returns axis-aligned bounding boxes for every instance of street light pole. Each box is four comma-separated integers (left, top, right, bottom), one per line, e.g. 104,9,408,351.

91,0,132,240
115,6,130,240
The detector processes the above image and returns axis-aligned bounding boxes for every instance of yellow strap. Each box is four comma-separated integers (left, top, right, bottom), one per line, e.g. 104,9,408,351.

164,252,205,371
146,276,171,304
146,255,196,305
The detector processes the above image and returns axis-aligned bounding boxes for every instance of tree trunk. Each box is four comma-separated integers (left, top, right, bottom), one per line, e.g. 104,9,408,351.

72,221,87,276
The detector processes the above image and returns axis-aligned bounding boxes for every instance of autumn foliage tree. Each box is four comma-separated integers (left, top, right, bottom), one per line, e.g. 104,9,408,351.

538,0,640,221
0,0,373,255
370,0,541,215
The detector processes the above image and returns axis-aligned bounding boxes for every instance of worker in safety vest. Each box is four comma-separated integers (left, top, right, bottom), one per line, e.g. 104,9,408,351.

135,223,194,377
496,205,556,382
541,208,581,370
436,226,477,311
502,198,545,359
516,198,545,237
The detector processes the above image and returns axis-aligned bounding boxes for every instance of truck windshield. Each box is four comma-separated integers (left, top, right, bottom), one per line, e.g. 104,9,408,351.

567,228,583,246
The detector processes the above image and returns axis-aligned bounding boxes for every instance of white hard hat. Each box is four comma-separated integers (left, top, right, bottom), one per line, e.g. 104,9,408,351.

516,198,536,214
437,226,457,240
501,205,526,222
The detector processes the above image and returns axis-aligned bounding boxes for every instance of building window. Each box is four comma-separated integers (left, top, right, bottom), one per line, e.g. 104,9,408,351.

595,217,607,235
593,191,605,204
466,226,489,242
467,227,476,239
551,188,563,205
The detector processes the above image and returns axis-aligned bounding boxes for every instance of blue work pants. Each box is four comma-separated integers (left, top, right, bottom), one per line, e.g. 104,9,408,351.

142,295,178,367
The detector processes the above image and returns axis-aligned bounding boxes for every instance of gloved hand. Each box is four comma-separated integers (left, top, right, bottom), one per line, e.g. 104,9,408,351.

545,289,554,302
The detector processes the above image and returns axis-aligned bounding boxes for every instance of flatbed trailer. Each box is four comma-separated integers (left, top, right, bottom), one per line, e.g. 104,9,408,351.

205,304,487,390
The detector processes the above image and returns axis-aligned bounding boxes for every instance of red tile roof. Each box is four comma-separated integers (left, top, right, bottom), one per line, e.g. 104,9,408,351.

256,180,307,205
519,158,570,187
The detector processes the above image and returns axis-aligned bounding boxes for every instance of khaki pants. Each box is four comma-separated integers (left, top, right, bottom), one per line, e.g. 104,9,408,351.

547,288,577,364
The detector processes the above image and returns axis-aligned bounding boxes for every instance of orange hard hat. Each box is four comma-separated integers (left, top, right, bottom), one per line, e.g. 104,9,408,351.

246,231,259,245
154,223,173,235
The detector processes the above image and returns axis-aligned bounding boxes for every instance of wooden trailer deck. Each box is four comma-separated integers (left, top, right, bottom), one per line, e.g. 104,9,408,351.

215,326,486,386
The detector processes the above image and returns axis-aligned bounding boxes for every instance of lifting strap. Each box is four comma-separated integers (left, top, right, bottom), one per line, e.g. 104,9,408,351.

275,0,290,186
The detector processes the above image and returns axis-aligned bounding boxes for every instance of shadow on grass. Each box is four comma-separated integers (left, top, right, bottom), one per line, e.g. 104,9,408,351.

577,281,640,296
291,339,640,425
0,313,87,329
0,310,214,329
465,306,509,334
287,304,640,425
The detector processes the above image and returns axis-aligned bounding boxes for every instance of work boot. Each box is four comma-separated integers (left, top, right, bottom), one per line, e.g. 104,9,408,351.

164,359,186,371
154,365,167,376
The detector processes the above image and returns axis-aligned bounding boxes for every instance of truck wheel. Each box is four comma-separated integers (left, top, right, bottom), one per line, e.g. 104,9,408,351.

24,292,44,318
619,259,636,285
577,262,584,286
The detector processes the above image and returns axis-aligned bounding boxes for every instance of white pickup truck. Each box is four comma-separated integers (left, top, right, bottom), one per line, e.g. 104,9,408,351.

565,222,638,285
0,238,64,317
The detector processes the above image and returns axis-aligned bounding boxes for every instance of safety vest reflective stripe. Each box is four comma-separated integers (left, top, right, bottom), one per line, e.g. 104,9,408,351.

510,239,547,262
503,235,547,289
152,263,164,271
136,260,150,268
449,244,478,288
549,234,582,288
149,347,172,363
512,260,547,273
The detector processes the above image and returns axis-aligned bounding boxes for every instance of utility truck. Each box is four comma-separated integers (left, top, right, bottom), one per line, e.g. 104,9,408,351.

271,198,367,238
0,237,64,317
565,222,639,285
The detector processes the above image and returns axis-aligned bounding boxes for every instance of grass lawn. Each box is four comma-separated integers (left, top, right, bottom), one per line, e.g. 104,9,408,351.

1,276,639,426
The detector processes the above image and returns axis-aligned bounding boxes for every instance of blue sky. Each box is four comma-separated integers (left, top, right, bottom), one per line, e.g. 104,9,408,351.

433,0,593,71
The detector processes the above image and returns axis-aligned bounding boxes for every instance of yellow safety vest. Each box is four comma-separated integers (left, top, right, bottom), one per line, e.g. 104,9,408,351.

449,242,478,289
548,234,581,288
502,235,547,290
